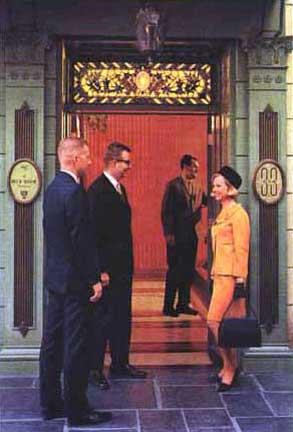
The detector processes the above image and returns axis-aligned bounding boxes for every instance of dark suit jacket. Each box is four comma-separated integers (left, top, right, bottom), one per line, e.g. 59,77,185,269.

87,173,133,277
43,171,100,295
161,176,207,244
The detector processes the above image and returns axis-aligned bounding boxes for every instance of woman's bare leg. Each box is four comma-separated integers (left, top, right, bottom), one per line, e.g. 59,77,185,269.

207,320,233,380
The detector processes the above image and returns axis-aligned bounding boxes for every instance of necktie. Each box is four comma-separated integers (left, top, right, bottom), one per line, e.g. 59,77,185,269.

116,183,122,194
186,180,194,197
116,183,126,202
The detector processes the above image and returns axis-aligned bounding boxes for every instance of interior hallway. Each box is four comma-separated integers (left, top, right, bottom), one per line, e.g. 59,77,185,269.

114,279,210,367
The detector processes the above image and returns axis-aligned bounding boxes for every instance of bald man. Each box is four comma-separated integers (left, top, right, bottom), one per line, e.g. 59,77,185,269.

39,137,112,427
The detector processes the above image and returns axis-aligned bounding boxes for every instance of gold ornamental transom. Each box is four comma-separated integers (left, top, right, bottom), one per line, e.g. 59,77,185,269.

73,61,212,106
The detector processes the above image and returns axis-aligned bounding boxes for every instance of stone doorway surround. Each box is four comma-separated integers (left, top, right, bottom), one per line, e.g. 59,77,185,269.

0,0,293,373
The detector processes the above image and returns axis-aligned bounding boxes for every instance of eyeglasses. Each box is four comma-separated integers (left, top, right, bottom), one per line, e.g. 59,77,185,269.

188,164,198,171
116,159,131,166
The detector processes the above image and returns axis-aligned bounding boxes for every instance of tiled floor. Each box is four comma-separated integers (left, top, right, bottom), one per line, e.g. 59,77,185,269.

0,366,292,431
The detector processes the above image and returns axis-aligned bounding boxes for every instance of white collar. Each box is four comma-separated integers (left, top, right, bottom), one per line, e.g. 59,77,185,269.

104,171,119,190
61,169,80,184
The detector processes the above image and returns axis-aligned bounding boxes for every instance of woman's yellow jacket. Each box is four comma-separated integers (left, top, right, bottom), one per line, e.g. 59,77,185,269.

211,203,250,279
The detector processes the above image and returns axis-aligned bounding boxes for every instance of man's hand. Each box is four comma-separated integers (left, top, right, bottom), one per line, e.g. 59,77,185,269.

89,282,103,302
101,272,110,287
165,234,175,246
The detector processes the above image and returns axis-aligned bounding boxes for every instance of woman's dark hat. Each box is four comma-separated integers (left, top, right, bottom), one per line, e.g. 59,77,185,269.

218,166,242,189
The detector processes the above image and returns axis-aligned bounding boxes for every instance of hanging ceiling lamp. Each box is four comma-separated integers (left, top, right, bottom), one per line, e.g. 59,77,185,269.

135,1,164,60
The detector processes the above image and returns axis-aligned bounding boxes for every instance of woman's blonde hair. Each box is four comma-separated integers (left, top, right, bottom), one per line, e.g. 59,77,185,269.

211,173,239,198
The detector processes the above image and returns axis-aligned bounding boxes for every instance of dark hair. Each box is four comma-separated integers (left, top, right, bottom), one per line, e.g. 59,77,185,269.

218,165,242,189
104,141,131,165
180,154,198,170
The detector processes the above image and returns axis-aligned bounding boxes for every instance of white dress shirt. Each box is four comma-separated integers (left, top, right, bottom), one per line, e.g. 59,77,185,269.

103,171,121,193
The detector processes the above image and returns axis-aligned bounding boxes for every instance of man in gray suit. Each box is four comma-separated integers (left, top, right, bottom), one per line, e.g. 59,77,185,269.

161,154,207,317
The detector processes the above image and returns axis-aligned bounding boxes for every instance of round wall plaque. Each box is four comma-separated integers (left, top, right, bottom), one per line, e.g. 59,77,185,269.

253,159,284,205
8,159,42,204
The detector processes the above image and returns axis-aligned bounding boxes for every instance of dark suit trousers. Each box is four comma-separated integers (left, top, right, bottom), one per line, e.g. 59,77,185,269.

163,240,197,310
39,291,92,420
90,289,112,371
91,274,132,371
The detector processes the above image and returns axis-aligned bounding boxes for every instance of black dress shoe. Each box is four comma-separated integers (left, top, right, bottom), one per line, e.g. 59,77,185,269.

42,407,65,420
90,370,110,390
176,305,198,315
163,308,179,317
110,364,147,379
68,411,112,426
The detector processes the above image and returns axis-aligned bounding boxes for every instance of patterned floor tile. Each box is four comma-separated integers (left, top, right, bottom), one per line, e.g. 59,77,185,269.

109,367,155,380
76,410,137,429
237,417,293,432
0,420,64,431
154,366,212,379
0,388,40,419
87,381,156,409
184,408,232,429
188,429,235,432
264,392,293,416
0,377,35,388
70,430,136,432
154,366,215,386
0,368,292,432
255,373,293,392
139,409,187,432
223,393,273,417
160,386,222,409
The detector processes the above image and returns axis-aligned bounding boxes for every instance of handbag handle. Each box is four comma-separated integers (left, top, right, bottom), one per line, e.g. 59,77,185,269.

245,298,259,320
233,282,259,320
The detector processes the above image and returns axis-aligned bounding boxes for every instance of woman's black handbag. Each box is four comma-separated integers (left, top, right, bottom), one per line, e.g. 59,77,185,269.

218,288,262,348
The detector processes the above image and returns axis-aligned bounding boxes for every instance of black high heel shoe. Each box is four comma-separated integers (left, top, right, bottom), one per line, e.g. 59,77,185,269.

232,367,241,384
208,371,223,384
217,381,233,392
217,368,239,392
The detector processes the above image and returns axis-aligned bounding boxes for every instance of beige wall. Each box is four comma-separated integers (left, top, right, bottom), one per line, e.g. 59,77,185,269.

286,0,293,346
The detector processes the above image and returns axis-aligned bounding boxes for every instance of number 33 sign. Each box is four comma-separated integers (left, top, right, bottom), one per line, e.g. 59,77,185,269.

253,159,285,205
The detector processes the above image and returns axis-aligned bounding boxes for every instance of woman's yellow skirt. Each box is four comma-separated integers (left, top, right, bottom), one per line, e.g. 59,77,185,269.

207,275,246,322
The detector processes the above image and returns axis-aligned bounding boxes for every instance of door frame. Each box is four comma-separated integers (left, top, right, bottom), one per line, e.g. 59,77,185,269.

58,37,232,276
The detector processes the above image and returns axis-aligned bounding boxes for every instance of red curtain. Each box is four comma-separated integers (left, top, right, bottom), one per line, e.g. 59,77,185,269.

81,113,207,278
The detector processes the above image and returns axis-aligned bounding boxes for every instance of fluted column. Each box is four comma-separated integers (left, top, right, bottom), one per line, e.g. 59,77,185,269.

243,34,293,370
0,27,47,372
285,0,293,347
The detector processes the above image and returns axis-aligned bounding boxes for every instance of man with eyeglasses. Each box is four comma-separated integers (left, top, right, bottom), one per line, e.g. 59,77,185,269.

87,141,147,390
161,154,207,317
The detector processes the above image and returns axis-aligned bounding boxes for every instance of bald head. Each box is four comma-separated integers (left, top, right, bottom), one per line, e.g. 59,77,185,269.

58,137,86,161
58,137,91,177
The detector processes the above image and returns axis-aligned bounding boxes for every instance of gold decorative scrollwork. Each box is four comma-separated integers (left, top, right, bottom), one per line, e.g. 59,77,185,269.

87,114,108,132
73,61,212,106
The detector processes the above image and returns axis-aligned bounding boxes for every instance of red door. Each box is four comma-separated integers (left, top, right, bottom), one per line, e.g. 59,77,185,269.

81,113,208,278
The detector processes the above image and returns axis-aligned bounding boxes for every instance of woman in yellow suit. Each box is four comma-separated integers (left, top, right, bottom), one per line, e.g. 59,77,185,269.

208,166,250,392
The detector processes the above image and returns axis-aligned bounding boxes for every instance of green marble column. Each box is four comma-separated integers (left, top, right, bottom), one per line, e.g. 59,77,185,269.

0,28,47,373
242,37,293,371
